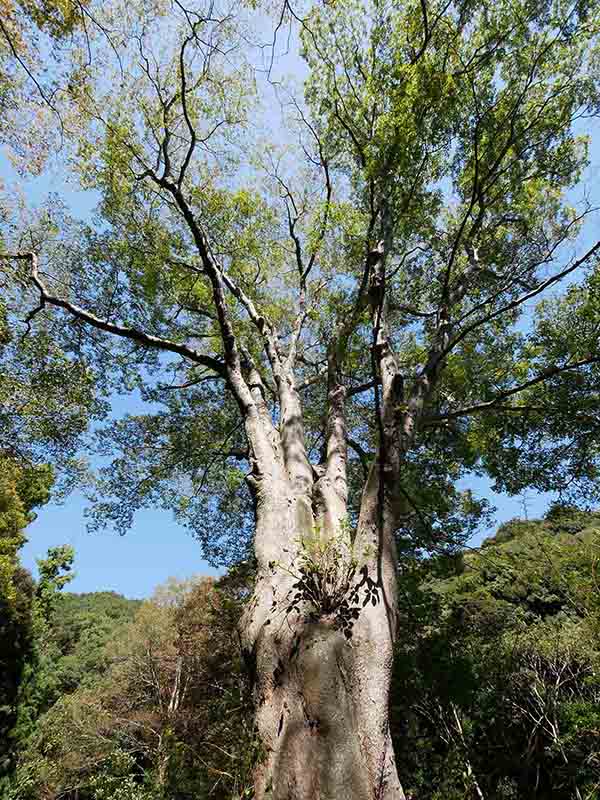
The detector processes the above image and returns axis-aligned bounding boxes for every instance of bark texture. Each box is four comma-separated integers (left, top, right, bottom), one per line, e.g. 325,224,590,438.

239,473,403,800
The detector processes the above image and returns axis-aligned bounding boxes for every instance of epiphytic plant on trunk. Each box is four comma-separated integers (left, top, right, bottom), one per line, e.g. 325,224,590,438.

269,524,380,639
3,0,600,797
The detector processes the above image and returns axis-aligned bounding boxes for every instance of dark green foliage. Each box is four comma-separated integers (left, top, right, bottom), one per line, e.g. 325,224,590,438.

392,509,600,799
0,457,55,792
1,590,141,800
0,457,137,797
0,568,35,782
9,577,253,800
50,591,141,691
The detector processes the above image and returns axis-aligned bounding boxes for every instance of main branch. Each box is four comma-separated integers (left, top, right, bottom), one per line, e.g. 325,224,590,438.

3,252,226,377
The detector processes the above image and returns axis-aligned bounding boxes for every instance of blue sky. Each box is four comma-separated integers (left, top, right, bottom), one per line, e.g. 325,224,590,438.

4,37,600,599
22,495,219,598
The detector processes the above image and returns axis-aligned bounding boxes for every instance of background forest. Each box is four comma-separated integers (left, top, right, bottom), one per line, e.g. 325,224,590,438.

1,471,599,799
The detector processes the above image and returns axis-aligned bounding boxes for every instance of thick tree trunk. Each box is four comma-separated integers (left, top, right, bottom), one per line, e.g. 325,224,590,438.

235,242,406,798
240,481,404,800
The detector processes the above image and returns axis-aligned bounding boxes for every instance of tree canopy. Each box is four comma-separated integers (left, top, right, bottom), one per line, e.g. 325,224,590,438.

0,0,598,552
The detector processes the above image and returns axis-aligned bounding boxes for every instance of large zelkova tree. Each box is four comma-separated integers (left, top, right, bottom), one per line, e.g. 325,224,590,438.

3,0,600,796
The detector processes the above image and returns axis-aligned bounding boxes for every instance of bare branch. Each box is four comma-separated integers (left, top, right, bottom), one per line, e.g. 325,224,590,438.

441,238,600,363
0,16,64,135
348,437,371,478
2,252,226,376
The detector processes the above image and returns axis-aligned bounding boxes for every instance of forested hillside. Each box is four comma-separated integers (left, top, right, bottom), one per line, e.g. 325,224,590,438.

2,507,599,799
4,574,252,800
394,505,600,799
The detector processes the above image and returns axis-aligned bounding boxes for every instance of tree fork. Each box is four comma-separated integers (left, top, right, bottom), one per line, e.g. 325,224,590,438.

240,249,405,797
